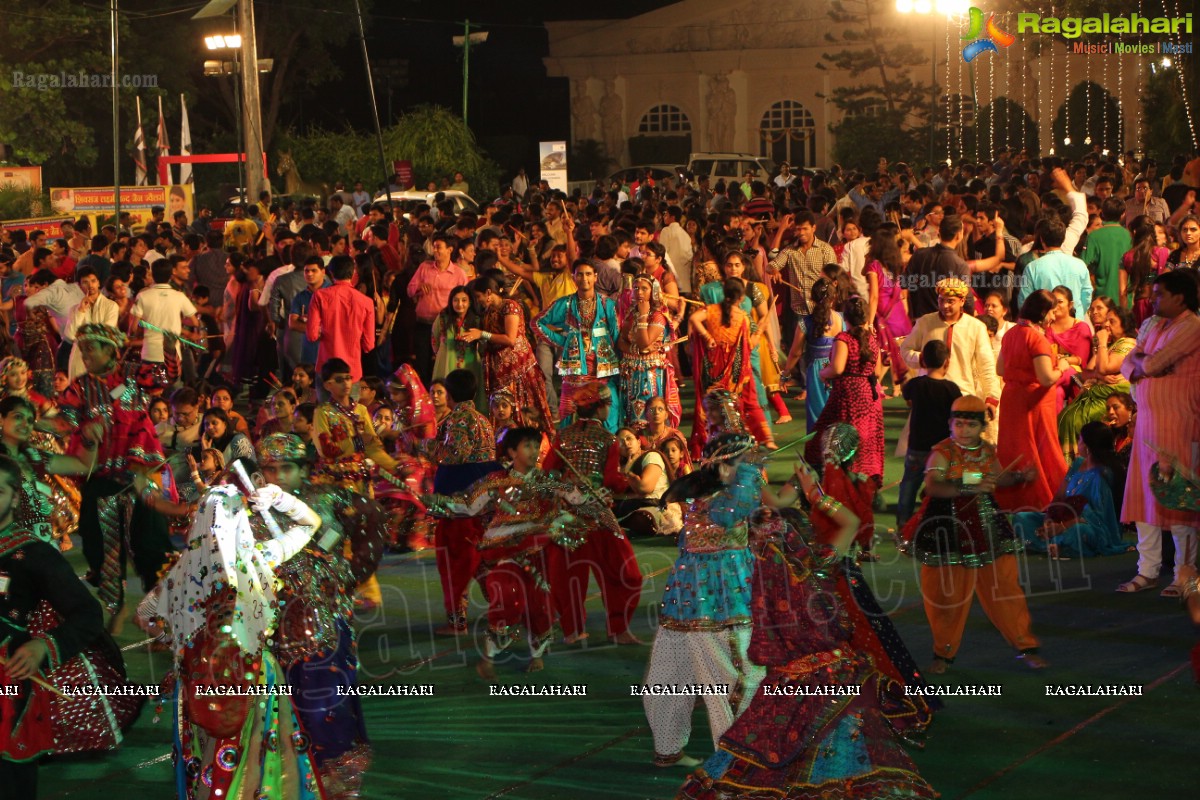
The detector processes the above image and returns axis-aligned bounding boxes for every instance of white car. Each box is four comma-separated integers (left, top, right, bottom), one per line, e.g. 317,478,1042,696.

370,189,479,217
686,152,777,189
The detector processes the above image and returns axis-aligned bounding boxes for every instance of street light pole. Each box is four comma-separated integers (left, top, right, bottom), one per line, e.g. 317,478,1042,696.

237,0,266,202
453,23,488,127
462,19,470,126
110,0,120,223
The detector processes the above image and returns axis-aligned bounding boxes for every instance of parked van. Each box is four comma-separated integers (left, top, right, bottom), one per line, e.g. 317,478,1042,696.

686,152,777,188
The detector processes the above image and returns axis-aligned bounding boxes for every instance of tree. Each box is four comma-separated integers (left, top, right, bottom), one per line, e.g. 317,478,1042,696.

0,1,119,173
1052,82,1123,162
1141,67,1197,163
817,0,938,169
189,0,366,155
976,98,1040,158
568,139,614,182
286,106,502,201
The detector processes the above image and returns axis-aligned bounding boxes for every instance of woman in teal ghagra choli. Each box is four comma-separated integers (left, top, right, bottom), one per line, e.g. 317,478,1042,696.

1012,422,1133,559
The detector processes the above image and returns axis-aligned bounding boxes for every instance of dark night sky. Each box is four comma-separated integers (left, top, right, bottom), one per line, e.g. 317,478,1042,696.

319,1,674,173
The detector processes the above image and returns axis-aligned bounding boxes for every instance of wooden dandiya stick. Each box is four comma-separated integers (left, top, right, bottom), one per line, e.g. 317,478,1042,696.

960,457,1026,512
548,443,610,508
137,319,206,351
765,430,819,458
773,276,806,295
662,294,705,307
0,654,69,699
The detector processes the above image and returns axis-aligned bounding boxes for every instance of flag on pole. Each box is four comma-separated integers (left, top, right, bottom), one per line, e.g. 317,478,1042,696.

157,95,173,186
133,96,148,186
179,93,193,186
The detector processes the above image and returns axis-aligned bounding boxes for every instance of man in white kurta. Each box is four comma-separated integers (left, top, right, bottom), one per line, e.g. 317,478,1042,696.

899,279,1000,450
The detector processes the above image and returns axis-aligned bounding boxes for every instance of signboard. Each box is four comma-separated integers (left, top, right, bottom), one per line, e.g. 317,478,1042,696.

49,185,195,232
538,141,568,193
0,166,43,192
393,160,414,189
0,215,73,236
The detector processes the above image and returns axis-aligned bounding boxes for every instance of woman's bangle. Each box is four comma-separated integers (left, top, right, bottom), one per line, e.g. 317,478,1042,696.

481,331,492,342
816,495,842,515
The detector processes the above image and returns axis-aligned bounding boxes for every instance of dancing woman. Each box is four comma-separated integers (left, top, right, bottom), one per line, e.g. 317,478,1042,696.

431,286,486,412
803,295,885,482
161,481,325,800
618,274,681,428
677,500,936,800
642,432,796,768
688,279,775,454
464,275,555,432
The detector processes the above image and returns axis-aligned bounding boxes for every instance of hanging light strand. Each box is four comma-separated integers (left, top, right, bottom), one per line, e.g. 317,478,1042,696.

988,42,995,161
946,18,953,165
1063,48,1071,147
1003,13,1011,152
1047,34,1055,155
1102,55,1109,152
1169,0,1198,148
958,16,965,163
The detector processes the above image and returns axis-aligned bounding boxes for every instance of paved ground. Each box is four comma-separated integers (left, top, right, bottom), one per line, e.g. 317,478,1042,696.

40,397,1197,799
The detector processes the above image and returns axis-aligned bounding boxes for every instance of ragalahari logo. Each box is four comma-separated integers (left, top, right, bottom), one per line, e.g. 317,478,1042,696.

962,7,1016,62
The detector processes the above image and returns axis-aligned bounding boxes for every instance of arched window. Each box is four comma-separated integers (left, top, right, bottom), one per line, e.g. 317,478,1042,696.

759,100,816,168
638,104,692,135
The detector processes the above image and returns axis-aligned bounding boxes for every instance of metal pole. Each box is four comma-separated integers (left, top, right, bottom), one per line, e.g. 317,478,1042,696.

462,19,470,125
111,0,121,225
237,0,266,201
353,0,393,206
233,48,245,204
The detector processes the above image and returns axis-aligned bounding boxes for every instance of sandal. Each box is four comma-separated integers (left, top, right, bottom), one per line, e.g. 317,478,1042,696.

1116,574,1158,593
653,752,701,768
1160,583,1183,599
1016,650,1048,669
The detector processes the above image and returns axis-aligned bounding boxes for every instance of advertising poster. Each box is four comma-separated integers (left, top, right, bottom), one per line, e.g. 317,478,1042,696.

50,184,195,232
539,140,568,192
0,215,74,236
0,166,43,192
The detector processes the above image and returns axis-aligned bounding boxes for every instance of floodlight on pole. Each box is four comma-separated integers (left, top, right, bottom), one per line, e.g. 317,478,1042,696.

896,0,964,166
205,34,242,49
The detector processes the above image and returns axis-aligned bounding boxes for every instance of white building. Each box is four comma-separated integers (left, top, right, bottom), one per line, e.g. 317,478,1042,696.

544,0,1148,168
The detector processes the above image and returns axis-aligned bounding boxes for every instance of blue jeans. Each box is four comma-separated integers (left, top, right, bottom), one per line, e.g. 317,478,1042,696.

896,449,930,530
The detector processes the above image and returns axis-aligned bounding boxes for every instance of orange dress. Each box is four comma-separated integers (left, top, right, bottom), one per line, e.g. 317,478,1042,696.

995,322,1067,511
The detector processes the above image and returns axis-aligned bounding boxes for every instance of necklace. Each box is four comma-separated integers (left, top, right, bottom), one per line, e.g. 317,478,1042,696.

578,294,597,326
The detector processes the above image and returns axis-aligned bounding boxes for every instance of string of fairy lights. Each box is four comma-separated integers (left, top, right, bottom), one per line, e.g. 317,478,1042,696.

1167,0,1198,148
919,2,1198,161
945,17,953,164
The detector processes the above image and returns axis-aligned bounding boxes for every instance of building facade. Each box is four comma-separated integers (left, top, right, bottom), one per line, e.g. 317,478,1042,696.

544,0,1149,169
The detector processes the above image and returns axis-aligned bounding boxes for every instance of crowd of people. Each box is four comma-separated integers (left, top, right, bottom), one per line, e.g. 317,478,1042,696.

0,146,1198,798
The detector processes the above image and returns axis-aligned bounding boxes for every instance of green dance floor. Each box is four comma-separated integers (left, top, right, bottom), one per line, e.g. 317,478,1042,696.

40,397,1197,798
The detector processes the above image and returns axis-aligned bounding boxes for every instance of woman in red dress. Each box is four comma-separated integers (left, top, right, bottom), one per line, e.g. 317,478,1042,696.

804,295,885,481
996,290,1071,511
687,278,775,452
460,274,554,432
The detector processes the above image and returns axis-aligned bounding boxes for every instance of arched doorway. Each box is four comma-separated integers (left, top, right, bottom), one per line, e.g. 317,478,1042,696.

759,100,816,168
630,104,692,165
